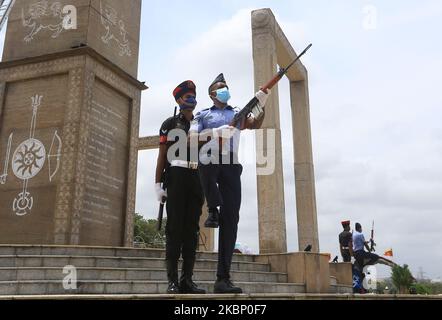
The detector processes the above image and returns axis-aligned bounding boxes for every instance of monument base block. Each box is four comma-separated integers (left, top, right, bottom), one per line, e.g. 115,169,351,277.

255,252,351,293
0,47,146,247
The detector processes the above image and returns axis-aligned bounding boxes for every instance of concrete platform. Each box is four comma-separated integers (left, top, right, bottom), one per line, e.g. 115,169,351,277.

0,293,440,300
0,245,353,295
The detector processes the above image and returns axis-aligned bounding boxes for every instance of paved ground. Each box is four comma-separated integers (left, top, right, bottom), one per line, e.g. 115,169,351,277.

0,293,440,300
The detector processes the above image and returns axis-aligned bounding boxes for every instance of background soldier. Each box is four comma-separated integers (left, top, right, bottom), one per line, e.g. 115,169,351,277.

154,80,205,294
352,222,397,269
339,220,353,262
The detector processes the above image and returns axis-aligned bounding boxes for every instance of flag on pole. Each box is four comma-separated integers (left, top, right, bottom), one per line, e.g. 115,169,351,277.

384,248,393,257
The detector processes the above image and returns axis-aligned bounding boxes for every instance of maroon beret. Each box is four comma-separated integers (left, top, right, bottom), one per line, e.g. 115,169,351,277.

173,80,196,101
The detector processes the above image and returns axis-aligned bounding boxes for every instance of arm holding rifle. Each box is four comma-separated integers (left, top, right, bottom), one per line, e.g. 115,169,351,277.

363,234,371,252
155,135,169,231
155,143,168,203
242,90,269,130
155,115,175,201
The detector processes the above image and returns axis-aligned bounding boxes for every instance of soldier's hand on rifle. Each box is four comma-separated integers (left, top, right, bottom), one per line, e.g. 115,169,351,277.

214,125,236,139
255,89,271,108
155,183,167,203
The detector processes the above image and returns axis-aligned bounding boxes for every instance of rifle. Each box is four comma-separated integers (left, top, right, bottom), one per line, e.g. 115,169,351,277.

157,194,167,231
230,43,312,127
157,168,169,231
370,220,376,252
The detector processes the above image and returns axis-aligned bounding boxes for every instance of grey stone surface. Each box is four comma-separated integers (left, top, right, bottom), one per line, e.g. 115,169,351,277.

0,293,440,300
0,245,298,295
252,8,319,253
0,32,145,248
0,245,255,261
0,267,287,283
0,255,270,272
3,0,141,78
0,280,306,295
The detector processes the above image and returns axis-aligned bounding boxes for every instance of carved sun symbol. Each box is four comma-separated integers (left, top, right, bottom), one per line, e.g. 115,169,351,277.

12,139,46,180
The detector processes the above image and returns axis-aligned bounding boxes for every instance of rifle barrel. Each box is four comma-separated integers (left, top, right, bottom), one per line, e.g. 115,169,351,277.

283,43,312,73
262,43,312,91
232,43,312,125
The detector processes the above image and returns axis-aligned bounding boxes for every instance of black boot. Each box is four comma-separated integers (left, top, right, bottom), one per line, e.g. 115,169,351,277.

166,260,180,294
167,281,180,294
180,275,206,294
180,258,206,294
204,207,219,228
214,278,243,294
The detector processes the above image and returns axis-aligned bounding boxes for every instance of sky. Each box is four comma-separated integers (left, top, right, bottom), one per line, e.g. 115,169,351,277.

1,0,441,280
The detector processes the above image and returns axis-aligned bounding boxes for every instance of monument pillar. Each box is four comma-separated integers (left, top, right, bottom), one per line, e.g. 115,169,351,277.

252,8,319,253
252,10,287,254
290,79,319,252
0,0,146,247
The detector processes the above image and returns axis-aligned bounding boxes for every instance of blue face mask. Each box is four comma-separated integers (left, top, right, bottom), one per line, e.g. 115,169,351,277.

180,96,197,110
214,87,231,104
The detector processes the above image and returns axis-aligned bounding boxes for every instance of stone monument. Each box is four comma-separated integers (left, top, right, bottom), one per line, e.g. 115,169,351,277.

0,0,146,246
252,8,319,253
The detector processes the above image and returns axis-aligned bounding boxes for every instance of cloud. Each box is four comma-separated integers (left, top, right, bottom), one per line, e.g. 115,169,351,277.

381,0,442,28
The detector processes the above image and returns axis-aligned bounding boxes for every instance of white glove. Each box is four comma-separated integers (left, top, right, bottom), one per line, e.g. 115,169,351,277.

255,89,271,107
214,125,236,139
155,183,167,203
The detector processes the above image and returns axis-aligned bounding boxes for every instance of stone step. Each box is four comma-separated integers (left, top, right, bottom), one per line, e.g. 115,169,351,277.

0,267,287,283
0,280,306,295
0,245,255,262
330,284,353,294
2,293,440,300
0,256,270,272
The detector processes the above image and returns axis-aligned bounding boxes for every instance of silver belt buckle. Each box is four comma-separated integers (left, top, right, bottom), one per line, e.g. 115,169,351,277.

189,162,198,170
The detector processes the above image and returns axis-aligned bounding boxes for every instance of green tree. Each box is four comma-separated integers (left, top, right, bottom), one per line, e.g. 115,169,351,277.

133,213,166,248
391,264,415,294
411,280,442,295
411,282,432,295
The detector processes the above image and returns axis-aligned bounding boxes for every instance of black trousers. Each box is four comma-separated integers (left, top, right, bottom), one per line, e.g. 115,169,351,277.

341,250,351,262
165,167,204,276
198,163,243,280
354,250,379,270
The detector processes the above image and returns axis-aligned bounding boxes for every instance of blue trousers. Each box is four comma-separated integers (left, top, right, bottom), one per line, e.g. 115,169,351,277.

198,163,243,280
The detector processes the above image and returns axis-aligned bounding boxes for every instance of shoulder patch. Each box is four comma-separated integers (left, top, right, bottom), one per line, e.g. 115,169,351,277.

160,116,176,131
195,108,211,118
196,108,211,115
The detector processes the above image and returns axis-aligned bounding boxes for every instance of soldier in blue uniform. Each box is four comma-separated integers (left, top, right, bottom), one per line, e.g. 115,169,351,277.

155,80,206,294
190,73,270,293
